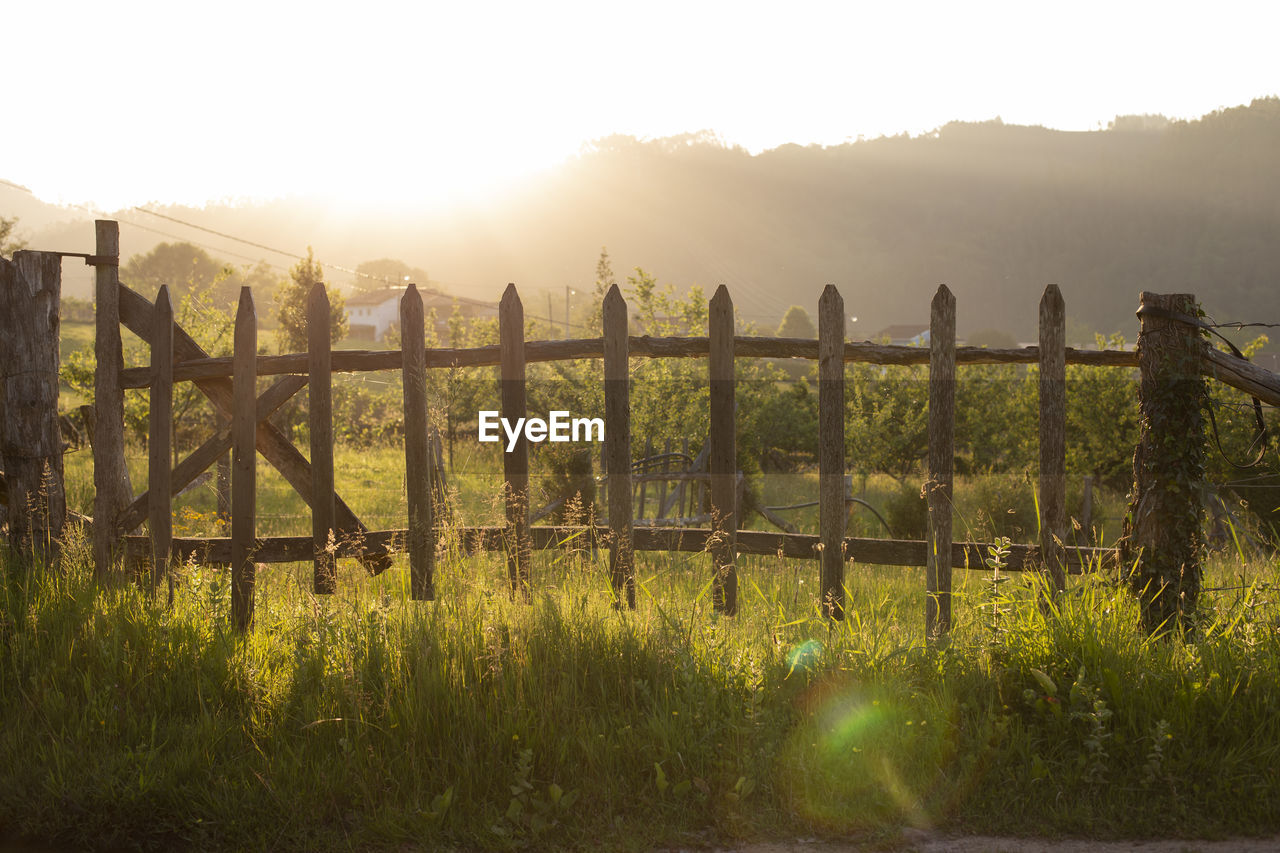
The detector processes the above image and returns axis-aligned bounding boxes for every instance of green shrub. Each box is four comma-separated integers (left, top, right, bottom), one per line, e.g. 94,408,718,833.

883,483,927,540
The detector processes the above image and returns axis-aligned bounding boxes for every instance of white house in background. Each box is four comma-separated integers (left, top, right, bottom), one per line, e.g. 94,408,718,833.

346,286,497,340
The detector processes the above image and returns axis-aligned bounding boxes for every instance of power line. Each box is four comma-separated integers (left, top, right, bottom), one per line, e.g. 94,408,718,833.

129,206,499,309
133,207,302,260
3,181,498,308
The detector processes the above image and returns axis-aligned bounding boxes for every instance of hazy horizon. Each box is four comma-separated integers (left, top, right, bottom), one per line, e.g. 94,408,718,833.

5,1,1279,210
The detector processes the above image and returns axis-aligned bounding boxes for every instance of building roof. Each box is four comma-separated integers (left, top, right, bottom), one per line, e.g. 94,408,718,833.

347,286,406,307
346,285,495,313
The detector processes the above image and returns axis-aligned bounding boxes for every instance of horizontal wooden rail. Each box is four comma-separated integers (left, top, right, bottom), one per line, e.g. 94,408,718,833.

123,525,1117,574
1204,346,1280,409
119,338,1139,387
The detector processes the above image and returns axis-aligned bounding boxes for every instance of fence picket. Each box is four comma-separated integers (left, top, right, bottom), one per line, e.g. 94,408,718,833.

1039,284,1067,591
401,284,435,600
927,284,956,638
603,284,635,608
709,285,738,615
500,283,531,598
93,220,130,581
818,284,846,619
148,286,174,601
309,283,337,594
231,287,257,630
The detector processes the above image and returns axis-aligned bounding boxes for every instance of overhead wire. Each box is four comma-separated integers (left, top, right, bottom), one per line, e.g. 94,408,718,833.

3,180,503,310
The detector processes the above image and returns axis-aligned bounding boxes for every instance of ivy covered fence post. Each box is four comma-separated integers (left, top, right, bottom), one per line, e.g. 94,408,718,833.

1123,291,1206,635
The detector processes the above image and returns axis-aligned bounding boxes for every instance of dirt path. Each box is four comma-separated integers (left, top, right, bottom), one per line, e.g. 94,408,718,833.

690,833,1280,853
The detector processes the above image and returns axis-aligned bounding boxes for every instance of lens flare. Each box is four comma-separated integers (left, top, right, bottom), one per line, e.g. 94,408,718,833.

777,675,965,831
787,639,824,674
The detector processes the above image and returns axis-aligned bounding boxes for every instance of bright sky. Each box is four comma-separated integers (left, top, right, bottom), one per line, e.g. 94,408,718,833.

5,0,1278,210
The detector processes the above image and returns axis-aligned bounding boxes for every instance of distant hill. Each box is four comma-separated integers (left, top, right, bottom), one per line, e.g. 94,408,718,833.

5,97,1280,345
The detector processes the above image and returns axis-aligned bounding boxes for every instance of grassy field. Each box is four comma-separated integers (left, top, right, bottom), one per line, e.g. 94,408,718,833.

4,440,1280,850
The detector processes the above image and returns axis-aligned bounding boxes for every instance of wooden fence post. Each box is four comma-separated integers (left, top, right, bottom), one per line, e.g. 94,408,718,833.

309,283,337,595
1038,284,1067,591
926,284,956,638
818,284,846,619
148,286,174,601
0,251,66,561
709,285,737,615
93,221,130,581
401,284,435,600
603,284,635,608
500,283,531,599
231,287,257,630
1125,292,1205,634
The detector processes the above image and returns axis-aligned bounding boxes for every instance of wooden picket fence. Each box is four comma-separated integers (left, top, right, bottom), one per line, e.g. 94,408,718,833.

8,220,1280,637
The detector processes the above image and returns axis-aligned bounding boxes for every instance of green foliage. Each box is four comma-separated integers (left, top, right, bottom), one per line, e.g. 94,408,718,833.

846,362,929,483
1065,335,1140,492
883,483,927,540
0,215,27,257
537,445,596,524
121,242,279,311
752,380,818,472
352,258,430,289
961,472,1040,543
122,242,223,297
274,248,348,353
7,531,1280,849
775,305,816,339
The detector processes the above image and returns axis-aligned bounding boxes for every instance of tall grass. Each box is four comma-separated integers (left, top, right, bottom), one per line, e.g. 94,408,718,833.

4,506,1280,850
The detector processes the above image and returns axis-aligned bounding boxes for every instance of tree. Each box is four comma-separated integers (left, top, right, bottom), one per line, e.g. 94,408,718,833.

1,215,27,258
776,305,816,339
274,248,348,353
587,247,616,328
123,242,223,299
121,241,278,311
353,258,431,290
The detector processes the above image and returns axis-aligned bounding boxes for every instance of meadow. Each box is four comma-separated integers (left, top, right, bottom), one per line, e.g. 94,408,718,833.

4,438,1280,850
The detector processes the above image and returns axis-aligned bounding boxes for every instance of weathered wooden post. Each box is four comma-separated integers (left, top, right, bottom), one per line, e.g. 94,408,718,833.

1124,292,1206,634
926,284,956,638
709,285,737,615
231,287,257,630
93,221,131,580
818,284,846,619
1038,284,1067,591
500,283,531,599
148,286,174,602
603,284,635,608
0,251,66,561
401,284,435,600
309,283,337,594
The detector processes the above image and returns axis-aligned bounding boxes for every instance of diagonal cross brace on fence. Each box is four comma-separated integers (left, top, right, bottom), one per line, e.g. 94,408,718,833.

117,374,307,533
115,283,393,575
